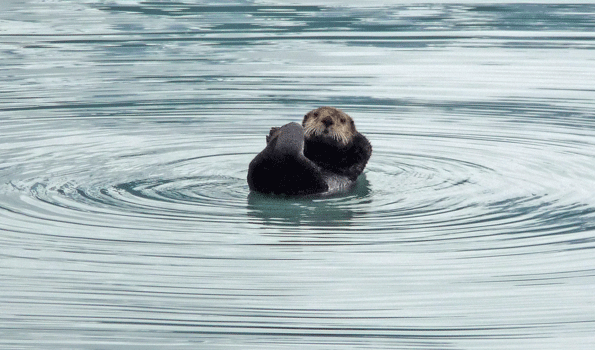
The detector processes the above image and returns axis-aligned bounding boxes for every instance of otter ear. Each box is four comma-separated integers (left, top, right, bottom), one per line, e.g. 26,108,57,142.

350,120,356,132
302,114,309,126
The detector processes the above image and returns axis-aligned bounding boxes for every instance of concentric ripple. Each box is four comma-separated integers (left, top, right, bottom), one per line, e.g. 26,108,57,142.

358,119,595,252
3,2,595,348
2,152,254,236
3,113,595,247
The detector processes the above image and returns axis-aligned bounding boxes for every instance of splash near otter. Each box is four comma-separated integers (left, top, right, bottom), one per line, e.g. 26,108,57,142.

248,107,372,195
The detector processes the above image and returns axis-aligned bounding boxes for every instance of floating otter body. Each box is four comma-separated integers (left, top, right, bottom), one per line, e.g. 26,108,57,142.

248,107,372,196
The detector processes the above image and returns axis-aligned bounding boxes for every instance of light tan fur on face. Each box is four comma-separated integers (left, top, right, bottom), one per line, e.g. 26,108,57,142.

302,107,356,146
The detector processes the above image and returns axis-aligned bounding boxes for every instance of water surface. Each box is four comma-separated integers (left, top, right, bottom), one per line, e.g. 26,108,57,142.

1,1,595,349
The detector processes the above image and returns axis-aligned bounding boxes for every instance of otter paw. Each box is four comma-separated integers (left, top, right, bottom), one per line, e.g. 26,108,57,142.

266,126,281,143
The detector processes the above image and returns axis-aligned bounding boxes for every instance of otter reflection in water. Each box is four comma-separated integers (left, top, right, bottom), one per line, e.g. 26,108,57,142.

247,107,372,196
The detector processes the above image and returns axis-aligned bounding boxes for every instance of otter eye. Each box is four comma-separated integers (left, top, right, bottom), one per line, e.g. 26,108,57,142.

340,118,346,123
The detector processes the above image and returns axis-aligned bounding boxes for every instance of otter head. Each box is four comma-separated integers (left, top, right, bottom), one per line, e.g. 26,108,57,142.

302,107,356,146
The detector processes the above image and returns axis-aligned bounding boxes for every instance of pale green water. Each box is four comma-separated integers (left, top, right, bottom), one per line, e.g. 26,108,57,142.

1,1,595,349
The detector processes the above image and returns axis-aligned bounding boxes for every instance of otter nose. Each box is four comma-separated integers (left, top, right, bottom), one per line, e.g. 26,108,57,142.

322,117,334,127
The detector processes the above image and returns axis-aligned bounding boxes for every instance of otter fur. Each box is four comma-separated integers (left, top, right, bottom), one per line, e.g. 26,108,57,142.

302,107,372,181
248,107,372,196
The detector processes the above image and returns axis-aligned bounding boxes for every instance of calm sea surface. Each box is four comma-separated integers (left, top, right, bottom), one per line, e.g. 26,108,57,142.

2,1,595,349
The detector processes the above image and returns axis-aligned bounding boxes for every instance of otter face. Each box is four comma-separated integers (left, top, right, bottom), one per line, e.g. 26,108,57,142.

302,107,356,146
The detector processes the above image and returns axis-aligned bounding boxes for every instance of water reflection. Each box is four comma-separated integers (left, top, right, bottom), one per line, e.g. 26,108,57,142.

247,176,371,226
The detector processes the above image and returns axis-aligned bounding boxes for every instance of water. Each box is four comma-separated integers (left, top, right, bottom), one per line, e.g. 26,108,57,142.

2,1,595,349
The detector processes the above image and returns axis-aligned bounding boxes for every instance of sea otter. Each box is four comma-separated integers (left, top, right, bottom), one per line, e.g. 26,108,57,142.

247,107,372,196
302,107,372,181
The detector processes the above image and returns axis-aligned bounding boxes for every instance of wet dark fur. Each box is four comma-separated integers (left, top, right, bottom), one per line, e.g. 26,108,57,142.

248,108,372,196
302,107,372,181
248,123,328,195
303,133,372,181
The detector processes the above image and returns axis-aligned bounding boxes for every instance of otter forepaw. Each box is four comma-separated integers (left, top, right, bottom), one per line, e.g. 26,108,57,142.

266,127,281,143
